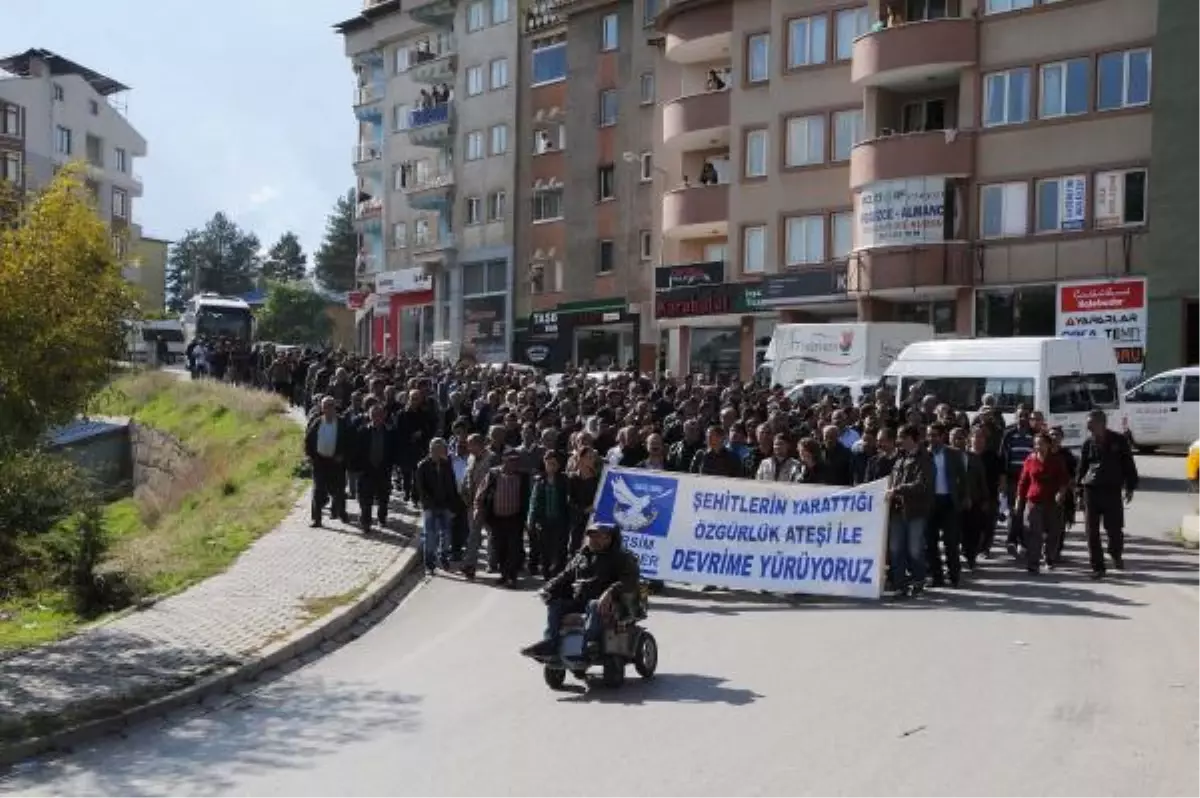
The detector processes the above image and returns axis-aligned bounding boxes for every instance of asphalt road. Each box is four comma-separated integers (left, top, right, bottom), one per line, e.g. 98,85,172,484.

3,455,1196,797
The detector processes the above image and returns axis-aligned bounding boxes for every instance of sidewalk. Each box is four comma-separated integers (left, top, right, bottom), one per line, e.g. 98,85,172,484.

0,403,420,763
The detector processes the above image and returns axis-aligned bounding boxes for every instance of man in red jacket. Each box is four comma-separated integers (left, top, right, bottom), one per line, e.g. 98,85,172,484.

1016,431,1071,574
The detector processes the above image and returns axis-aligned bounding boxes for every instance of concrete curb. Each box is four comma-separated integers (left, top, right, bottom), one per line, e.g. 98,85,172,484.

0,538,423,768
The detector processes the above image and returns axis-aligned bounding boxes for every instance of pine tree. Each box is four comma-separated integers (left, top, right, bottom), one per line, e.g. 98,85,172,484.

164,212,261,310
261,231,308,283
314,190,358,292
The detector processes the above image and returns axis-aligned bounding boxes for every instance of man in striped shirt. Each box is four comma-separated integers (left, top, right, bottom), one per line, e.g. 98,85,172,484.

1000,405,1036,557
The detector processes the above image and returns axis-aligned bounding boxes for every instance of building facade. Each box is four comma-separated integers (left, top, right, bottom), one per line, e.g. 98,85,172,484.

0,49,147,264
338,0,519,361
651,0,1186,380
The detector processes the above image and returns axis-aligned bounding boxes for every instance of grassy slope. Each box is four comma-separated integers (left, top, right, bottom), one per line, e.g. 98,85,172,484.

0,372,303,650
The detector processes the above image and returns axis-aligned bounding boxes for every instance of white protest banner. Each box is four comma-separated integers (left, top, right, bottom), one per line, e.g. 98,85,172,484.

590,467,889,599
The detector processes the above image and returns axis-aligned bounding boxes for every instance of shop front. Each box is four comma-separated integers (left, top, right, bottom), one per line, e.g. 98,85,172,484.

462,294,507,363
377,267,434,356
514,297,641,372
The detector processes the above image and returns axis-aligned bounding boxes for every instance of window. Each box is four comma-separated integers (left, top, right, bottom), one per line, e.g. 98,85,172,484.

489,58,509,89
1094,169,1148,228
746,33,769,84
533,188,564,221
466,196,482,224
901,377,1035,413
414,219,431,245
835,7,869,61
487,190,506,221
54,125,72,155
393,163,407,190
392,222,407,248
491,0,509,24
1035,175,1086,233
980,182,1029,239
639,72,655,105
393,103,410,130
832,211,854,258
534,123,564,153
745,129,768,177
52,83,64,101
467,1,486,31
1184,376,1200,403
467,65,484,95
2,151,21,183
639,230,653,261
1,104,18,136
597,240,615,273
832,109,863,161
531,40,567,84
785,115,824,166
489,123,508,155
89,99,99,115
86,134,104,167
114,147,127,173
462,259,508,296
112,188,128,219
394,46,410,74
597,165,615,201
742,225,766,273
466,130,484,160
643,0,659,26
1048,373,1121,415
599,89,618,126
601,12,619,51
787,15,827,68
1039,59,1088,119
639,152,653,181
901,98,946,132
785,216,824,265
1126,374,1181,404
704,243,728,262
1097,48,1152,111
985,0,1034,13
983,68,1031,127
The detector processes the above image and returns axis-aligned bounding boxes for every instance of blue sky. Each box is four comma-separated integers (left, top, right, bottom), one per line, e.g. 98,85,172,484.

4,0,360,256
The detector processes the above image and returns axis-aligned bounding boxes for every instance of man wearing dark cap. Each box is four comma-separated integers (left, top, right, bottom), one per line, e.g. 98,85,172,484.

1076,409,1138,579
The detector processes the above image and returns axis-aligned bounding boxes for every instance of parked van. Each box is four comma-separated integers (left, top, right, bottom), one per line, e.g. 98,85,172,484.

1121,366,1200,452
884,337,1124,450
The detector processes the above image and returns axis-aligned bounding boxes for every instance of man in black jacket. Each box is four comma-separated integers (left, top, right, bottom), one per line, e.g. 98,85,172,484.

1077,410,1138,579
689,425,743,477
351,402,396,533
304,396,352,527
521,523,640,658
414,437,464,571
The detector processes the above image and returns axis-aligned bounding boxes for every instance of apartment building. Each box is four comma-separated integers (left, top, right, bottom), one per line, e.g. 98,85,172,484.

512,0,660,372
338,0,519,361
651,0,1181,382
0,49,146,259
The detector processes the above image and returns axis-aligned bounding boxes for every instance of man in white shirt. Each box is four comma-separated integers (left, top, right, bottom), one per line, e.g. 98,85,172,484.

304,396,349,527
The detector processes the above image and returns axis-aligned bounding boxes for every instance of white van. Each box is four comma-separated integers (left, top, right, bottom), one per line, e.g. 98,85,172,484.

884,337,1125,450
1121,366,1200,452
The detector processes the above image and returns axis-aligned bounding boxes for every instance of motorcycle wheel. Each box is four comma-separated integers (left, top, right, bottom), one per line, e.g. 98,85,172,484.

634,631,658,679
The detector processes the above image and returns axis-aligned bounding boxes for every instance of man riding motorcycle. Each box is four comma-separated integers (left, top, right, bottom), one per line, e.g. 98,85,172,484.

521,522,640,659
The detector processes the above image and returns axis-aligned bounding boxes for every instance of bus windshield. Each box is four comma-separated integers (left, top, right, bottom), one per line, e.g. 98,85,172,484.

196,307,253,342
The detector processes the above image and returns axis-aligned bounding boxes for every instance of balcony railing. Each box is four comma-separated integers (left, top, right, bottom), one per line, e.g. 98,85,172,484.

404,172,455,193
411,233,457,256
354,143,383,163
354,84,383,105
356,198,383,218
356,253,380,275
408,102,452,129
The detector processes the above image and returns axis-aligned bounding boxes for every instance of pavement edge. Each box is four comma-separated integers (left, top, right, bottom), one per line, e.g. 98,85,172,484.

0,540,422,769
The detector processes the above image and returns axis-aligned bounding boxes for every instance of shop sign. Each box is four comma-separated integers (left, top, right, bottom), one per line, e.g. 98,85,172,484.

655,261,725,291
656,283,744,319
375,267,432,295
746,267,848,309
855,176,946,249
346,291,367,310
1058,175,1086,232
370,294,391,314
530,311,559,337
1056,277,1147,383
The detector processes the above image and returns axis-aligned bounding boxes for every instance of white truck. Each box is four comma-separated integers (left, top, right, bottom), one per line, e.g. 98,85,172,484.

762,322,935,397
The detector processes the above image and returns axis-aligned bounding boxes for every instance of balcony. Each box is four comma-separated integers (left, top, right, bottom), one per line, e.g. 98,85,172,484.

851,17,977,89
404,172,455,211
850,129,974,191
658,0,732,65
847,242,974,293
356,252,381,277
353,143,383,165
410,0,455,26
406,103,454,147
356,197,383,220
661,183,729,240
409,50,456,84
662,89,730,151
410,233,457,262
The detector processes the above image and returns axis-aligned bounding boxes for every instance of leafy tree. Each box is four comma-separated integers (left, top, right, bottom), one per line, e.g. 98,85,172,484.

0,166,138,448
164,212,261,308
314,190,358,292
255,282,333,345
261,231,308,283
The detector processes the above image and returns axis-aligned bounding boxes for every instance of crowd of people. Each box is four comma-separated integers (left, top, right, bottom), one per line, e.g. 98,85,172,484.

215,346,1141,598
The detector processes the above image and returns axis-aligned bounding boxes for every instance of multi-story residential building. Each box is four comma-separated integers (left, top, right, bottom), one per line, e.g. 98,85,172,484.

128,235,170,314
649,0,1183,382
338,0,519,361
0,49,146,260
513,0,660,372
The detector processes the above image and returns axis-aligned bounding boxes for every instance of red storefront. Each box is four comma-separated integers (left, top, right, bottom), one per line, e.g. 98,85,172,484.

373,268,435,356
